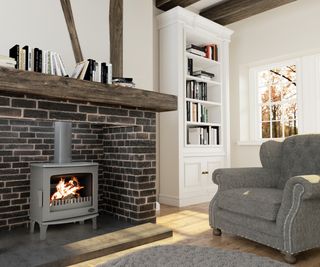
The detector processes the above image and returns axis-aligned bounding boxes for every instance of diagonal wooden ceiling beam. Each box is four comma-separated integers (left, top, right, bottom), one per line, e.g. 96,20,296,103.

200,0,296,25
156,0,201,11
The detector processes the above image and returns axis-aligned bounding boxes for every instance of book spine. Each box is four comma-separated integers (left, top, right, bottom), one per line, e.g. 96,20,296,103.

18,47,23,70
50,51,55,75
57,53,68,77
187,58,193,75
9,44,19,69
42,50,46,74
107,64,112,84
22,46,29,71
38,50,43,73
34,48,39,72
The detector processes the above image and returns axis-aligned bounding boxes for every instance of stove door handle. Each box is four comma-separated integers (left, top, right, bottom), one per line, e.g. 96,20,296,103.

37,190,43,207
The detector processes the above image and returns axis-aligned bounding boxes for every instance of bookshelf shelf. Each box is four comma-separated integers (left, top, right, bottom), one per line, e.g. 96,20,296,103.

185,98,221,106
185,52,221,68
186,122,221,127
186,75,221,86
158,7,232,207
0,67,177,112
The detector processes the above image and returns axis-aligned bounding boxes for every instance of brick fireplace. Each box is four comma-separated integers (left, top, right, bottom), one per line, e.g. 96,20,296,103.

0,93,157,231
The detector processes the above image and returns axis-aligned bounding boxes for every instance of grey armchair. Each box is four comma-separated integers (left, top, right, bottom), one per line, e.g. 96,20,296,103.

209,134,320,264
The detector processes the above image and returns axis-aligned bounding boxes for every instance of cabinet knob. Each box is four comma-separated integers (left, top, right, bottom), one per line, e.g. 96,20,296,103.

202,171,209,175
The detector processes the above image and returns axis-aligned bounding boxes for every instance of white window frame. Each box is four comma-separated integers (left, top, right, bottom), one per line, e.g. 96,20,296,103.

249,59,301,141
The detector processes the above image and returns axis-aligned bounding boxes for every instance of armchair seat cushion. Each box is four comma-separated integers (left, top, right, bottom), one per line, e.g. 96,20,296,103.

217,188,283,221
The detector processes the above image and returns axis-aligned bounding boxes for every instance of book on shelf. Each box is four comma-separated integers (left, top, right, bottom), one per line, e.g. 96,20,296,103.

186,101,209,123
8,44,68,77
186,43,218,61
205,44,218,61
187,58,193,75
209,126,220,145
186,80,207,101
186,44,206,57
0,55,16,69
71,59,112,84
187,126,219,146
192,70,215,80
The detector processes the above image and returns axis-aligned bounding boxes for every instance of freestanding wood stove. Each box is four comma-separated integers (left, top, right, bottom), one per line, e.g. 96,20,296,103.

30,122,98,240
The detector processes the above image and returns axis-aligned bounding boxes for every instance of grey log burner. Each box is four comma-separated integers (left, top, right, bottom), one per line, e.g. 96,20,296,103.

30,122,98,240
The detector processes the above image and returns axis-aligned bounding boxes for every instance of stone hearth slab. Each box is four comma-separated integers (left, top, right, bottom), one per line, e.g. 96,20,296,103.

0,215,172,267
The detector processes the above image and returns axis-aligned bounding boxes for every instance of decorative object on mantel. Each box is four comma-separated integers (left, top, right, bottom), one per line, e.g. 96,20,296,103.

112,77,135,88
0,66,177,112
9,44,68,76
99,245,290,267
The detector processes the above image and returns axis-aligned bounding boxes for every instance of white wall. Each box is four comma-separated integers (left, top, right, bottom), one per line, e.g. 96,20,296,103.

0,0,154,92
0,0,109,74
123,0,154,90
228,0,320,167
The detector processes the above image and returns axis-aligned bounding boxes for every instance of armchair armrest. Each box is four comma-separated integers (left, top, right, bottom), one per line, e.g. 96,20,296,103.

213,167,277,191
276,175,320,253
283,175,320,200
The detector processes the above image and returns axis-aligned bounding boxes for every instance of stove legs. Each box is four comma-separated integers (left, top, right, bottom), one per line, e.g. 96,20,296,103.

30,220,35,233
40,224,48,241
30,215,98,240
92,217,97,230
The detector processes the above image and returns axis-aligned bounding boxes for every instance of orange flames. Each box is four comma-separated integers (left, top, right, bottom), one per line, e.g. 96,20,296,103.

50,176,84,203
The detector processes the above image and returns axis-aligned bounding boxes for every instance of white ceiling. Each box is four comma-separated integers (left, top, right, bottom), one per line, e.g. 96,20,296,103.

186,0,225,13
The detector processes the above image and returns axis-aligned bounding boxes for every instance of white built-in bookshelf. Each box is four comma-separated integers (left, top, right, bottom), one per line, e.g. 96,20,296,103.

158,7,233,207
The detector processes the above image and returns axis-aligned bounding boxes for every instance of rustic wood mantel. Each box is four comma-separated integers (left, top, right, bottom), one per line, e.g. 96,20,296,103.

0,67,177,112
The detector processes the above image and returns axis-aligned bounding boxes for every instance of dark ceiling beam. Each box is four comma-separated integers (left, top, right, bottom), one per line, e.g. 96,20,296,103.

109,0,123,77
156,0,201,11
60,0,84,63
200,0,296,25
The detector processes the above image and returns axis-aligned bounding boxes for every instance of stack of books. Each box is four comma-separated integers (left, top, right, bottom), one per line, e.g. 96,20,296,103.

9,44,67,76
0,55,16,68
187,44,206,57
192,70,215,81
71,60,112,84
186,43,219,61
187,126,220,145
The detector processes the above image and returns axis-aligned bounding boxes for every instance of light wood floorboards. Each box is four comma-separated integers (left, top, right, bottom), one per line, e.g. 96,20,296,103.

71,203,320,267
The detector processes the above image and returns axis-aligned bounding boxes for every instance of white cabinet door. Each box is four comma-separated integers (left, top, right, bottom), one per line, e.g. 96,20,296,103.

183,158,202,193
183,156,224,194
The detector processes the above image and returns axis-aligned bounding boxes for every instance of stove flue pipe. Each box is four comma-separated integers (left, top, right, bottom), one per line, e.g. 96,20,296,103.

54,121,72,164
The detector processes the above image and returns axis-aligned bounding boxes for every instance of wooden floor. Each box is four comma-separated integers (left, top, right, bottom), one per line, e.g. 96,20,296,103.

71,203,320,267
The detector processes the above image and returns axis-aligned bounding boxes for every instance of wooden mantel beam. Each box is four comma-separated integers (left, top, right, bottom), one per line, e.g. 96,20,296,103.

200,0,296,25
156,0,201,11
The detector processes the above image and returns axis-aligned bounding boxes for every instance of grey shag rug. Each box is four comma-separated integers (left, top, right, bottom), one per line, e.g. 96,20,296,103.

98,245,290,267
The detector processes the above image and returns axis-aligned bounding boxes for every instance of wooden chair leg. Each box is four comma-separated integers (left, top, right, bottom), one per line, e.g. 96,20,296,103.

212,227,222,236
283,252,297,264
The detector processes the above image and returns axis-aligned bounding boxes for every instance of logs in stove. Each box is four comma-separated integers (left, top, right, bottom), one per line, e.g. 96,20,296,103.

30,122,98,240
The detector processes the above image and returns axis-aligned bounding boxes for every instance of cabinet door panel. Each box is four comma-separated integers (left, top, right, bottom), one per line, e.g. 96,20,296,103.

183,159,202,192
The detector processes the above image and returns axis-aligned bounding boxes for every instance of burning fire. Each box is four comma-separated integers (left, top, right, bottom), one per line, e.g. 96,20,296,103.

50,176,84,204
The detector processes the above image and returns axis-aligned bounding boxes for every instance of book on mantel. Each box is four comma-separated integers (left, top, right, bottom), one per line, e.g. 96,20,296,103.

0,55,16,68
9,44,68,77
71,59,112,84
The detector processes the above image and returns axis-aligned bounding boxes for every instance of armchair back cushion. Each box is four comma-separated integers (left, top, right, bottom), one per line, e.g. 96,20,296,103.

260,140,282,181
278,134,320,189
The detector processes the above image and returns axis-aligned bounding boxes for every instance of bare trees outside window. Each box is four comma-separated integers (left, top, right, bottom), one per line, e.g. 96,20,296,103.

257,64,298,139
